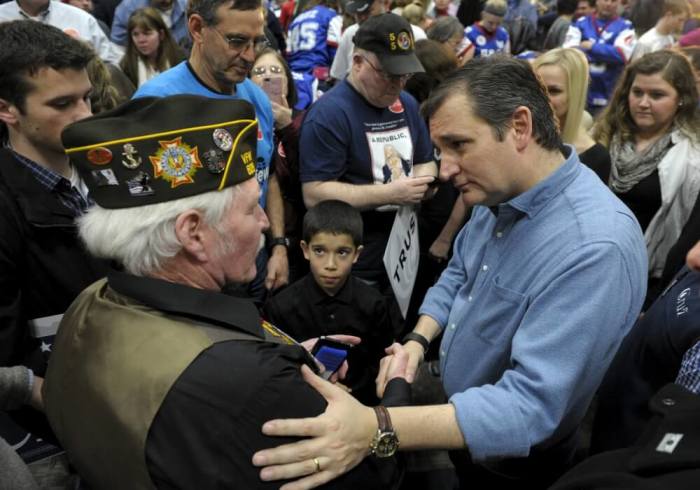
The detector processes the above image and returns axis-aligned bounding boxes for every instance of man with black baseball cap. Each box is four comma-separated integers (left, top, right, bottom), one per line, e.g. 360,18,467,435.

330,0,426,80
299,13,437,321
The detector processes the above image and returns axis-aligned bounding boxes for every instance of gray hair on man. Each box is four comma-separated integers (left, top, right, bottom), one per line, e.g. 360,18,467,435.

79,186,239,276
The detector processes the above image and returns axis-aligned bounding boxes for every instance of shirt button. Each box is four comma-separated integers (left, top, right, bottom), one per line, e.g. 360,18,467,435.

449,324,456,330
482,265,488,271
661,398,676,407
496,231,503,238
329,314,335,320
440,350,446,357
468,295,473,302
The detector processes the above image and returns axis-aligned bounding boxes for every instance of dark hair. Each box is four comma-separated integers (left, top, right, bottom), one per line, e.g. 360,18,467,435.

302,200,363,246
421,56,562,151
557,0,577,15
405,39,457,102
253,47,298,108
120,7,185,87
0,20,94,112
186,0,262,24
426,16,464,43
682,47,700,73
594,50,699,146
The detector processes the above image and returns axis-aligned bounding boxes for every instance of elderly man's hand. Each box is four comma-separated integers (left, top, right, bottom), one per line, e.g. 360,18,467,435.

300,335,361,383
376,340,423,397
375,342,410,398
391,175,435,206
252,365,376,490
265,249,289,291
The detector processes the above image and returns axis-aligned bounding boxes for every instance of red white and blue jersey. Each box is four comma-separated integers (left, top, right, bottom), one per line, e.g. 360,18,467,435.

286,5,339,74
460,22,510,59
563,14,637,109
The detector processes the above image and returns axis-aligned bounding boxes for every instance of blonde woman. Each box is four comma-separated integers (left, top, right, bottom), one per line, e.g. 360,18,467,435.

533,47,610,182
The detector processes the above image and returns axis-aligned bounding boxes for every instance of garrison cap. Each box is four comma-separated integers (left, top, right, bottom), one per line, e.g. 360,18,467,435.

62,95,259,209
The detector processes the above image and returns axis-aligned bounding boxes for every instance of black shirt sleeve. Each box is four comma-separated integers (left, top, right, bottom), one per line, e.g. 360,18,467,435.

146,340,402,489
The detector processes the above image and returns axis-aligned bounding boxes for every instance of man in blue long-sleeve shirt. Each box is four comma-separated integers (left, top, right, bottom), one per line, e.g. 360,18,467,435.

251,56,648,489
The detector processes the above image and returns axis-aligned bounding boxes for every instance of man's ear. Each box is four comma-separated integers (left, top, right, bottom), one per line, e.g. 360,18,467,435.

352,245,364,264
300,240,310,260
188,13,205,45
0,98,20,126
174,209,210,262
510,106,533,152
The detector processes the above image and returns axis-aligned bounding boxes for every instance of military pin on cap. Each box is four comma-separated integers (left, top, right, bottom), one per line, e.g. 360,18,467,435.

86,147,113,165
212,128,233,152
121,143,142,169
203,149,226,174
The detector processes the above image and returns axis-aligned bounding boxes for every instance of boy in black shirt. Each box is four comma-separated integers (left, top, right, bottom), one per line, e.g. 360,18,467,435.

263,200,395,404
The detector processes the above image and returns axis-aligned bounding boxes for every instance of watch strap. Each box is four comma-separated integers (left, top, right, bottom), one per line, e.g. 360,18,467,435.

402,331,430,354
269,236,289,249
374,405,392,432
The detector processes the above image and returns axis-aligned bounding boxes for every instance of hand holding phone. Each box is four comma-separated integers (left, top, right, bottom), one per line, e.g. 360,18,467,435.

311,337,353,380
261,77,285,105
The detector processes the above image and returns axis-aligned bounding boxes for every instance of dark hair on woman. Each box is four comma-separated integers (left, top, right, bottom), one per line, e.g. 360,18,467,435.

405,39,458,102
594,50,699,147
253,47,298,108
302,200,363,246
422,56,562,151
119,7,185,87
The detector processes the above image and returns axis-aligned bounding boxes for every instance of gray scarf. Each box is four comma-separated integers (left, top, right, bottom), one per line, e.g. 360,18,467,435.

609,131,674,193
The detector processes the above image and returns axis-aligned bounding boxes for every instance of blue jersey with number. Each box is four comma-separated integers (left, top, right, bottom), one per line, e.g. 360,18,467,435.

286,5,338,73
462,23,510,58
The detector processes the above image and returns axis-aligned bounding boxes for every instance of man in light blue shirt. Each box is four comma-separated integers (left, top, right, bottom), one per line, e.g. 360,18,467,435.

250,56,648,490
133,0,288,298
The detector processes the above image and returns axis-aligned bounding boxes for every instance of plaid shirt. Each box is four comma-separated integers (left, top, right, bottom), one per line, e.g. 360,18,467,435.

11,150,92,216
676,339,700,395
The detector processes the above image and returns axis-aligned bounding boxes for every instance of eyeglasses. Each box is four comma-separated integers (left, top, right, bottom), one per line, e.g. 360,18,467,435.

210,26,270,54
251,65,283,77
359,55,413,83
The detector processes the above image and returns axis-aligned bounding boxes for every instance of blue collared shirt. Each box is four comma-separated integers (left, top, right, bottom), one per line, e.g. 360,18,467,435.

419,147,647,461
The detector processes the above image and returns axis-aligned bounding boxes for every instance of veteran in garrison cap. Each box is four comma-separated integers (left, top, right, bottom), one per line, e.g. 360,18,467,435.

42,95,407,489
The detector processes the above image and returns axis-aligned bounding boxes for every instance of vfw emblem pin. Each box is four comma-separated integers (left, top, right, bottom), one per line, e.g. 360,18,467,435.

149,137,202,187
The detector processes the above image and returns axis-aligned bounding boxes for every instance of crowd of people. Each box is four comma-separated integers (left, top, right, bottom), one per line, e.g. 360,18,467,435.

1,0,700,488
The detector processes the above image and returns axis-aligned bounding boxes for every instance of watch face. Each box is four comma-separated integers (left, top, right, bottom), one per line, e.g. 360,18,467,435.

375,432,399,457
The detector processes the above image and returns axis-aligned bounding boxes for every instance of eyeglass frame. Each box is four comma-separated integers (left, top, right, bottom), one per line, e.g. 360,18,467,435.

209,25,270,54
251,65,284,77
358,54,413,83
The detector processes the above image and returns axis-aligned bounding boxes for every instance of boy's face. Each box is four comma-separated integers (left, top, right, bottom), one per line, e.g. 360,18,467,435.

301,232,362,296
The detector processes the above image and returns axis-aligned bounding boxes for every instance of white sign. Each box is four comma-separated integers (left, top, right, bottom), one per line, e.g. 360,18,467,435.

384,206,419,318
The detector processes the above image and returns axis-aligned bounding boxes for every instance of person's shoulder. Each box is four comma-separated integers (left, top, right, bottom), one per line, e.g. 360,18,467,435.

115,0,144,12
133,62,189,97
265,278,311,312
305,81,352,118
237,78,272,113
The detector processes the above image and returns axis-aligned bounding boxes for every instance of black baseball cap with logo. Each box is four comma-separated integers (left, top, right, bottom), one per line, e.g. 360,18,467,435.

352,14,425,76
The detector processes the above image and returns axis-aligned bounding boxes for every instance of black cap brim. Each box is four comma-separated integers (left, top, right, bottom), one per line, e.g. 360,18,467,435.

377,52,425,76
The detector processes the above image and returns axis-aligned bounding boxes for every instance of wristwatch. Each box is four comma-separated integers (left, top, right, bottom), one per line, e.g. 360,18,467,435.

369,406,399,458
269,236,290,250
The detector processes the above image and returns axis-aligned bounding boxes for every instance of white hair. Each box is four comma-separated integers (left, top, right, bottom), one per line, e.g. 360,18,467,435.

79,186,239,276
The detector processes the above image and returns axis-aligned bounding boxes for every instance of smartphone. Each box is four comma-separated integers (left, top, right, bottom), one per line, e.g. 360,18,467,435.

311,337,353,380
261,77,285,105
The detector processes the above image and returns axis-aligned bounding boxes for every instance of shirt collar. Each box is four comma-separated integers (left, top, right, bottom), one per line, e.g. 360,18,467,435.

15,0,50,20
10,149,67,192
498,144,579,219
306,273,354,305
107,271,265,339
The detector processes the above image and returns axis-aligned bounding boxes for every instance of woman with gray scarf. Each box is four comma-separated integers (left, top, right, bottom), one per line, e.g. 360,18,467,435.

594,50,700,285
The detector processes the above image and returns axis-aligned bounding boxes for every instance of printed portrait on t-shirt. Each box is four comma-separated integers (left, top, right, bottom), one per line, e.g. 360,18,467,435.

367,126,414,185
